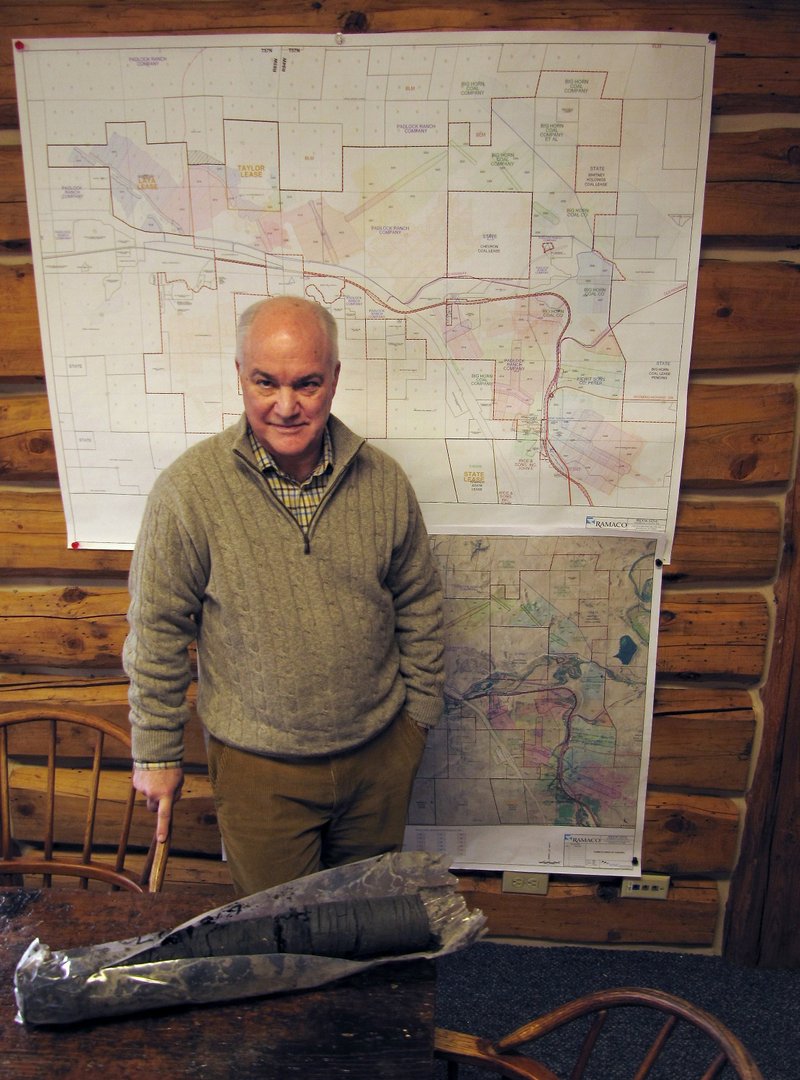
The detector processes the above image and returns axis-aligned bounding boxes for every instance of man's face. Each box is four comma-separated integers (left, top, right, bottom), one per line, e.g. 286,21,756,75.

237,303,340,481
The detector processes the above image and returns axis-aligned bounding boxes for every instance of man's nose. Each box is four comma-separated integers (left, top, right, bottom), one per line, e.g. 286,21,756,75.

273,386,299,415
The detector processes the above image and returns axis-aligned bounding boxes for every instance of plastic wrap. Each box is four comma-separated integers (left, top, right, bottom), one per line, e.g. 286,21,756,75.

14,851,486,1026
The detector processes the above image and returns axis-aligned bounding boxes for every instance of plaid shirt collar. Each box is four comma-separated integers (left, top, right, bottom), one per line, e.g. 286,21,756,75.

247,423,334,484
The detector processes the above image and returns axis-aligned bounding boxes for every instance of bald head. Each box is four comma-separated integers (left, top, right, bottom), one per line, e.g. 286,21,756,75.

236,296,339,369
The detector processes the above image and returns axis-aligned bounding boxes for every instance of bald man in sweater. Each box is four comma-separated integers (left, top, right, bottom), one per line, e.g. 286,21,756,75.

123,296,444,896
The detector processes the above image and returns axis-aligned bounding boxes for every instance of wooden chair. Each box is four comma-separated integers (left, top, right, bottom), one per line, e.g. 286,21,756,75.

435,985,764,1079
0,707,170,892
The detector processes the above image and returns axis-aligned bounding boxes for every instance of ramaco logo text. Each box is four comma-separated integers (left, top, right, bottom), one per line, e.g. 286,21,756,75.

586,517,630,528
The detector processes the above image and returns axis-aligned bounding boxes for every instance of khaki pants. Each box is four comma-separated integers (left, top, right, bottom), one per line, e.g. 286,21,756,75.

207,709,427,897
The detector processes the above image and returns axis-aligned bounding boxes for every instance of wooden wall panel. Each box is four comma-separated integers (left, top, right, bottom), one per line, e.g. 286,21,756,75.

641,793,739,876
706,129,800,185
711,58,800,114
666,500,781,584
9,766,221,856
656,591,769,683
0,683,759,796
0,0,797,952
0,487,131,576
0,264,41,379
0,394,53,480
648,688,754,792
0,584,771,682
681,382,795,489
455,876,719,946
691,262,800,372
0,585,129,667
703,183,800,242
7,761,737,878
0,492,784,584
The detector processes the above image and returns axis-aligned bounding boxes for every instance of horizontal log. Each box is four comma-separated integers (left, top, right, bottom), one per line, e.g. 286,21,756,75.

0,673,132,700
0,682,759,796
0,393,53,480
0,584,129,668
0,488,781,584
13,849,237,900
4,261,799,385
455,874,719,945
0,263,42,381
0,145,24,203
8,765,222,856
100,849,236,898
0,673,134,706
681,381,796,489
641,792,739,875
666,499,781,583
648,687,754,792
8,754,737,878
1,713,131,761
706,128,800,185
0,698,209,770
702,180,800,241
656,590,769,683
0,202,29,247
0,582,771,681
2,380,793,491
0,681,210,766
0,143,26,244
691,261,800,371
0,488,131,576
650,709,753,791
711,59,800,114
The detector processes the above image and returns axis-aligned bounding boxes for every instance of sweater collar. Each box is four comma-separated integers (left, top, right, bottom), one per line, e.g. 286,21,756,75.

231,412,365,481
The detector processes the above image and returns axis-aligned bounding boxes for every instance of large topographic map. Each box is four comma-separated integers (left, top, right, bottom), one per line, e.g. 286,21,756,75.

405,534,658,872
15,31,710,873
15,31,713,554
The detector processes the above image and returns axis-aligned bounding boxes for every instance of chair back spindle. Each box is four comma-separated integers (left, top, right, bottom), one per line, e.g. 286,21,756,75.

0,707,170,893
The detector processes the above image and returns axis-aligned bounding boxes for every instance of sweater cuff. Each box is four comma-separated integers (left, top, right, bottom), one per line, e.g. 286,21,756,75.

405,694,443,729
133,759,183,770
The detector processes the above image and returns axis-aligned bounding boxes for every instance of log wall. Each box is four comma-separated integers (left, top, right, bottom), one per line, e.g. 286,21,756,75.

0,1,798,950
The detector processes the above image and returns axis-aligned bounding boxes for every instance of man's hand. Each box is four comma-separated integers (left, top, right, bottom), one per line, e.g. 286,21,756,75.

133,766,184,843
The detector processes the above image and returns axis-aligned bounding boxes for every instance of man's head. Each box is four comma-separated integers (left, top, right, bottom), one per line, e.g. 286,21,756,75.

235,296,340,482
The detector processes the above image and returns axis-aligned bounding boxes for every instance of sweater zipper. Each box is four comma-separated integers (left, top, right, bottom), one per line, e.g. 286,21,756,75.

301,465,351,554
233,446,358,556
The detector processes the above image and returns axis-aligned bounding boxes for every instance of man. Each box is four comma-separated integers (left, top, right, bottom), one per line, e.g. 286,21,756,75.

123,295,444,896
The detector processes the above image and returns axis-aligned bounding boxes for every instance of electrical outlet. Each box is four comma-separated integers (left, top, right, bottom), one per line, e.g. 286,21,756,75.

620,873,670,900
502,871,549,895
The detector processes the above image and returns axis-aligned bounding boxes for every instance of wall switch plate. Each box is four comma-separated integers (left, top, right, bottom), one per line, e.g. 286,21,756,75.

501,871,550,895
620,873,670,900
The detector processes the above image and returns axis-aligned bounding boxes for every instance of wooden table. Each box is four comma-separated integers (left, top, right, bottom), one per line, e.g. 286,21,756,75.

0,888,436,1078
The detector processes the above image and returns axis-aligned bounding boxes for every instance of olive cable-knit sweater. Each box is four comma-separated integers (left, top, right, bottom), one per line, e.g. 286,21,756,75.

123,414,445,765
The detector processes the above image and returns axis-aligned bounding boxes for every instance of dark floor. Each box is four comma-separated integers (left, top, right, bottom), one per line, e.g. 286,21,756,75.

434,941,799,1078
